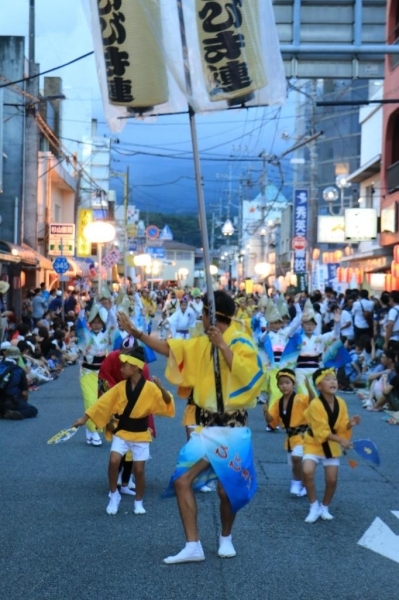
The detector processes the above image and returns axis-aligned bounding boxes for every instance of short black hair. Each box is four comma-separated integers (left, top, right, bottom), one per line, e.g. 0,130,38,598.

203,291,235,325
391,291,399,305
360,289,369,299
383,349,396,362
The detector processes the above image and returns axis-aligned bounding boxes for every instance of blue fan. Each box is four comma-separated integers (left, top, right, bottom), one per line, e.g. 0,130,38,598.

352,439,380,466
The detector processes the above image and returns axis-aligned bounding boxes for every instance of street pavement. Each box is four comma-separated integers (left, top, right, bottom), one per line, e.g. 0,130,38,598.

1,357,399,600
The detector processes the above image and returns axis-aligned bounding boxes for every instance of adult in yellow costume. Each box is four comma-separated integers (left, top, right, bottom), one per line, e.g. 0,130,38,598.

117,291,264,564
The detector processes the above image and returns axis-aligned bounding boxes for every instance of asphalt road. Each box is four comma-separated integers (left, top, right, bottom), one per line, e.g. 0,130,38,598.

1,357,399,600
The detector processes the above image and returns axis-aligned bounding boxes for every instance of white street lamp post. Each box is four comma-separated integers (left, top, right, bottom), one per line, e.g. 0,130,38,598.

83,221,116,297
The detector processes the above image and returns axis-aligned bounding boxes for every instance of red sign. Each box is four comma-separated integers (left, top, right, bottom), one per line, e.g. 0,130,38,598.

292,236,308,251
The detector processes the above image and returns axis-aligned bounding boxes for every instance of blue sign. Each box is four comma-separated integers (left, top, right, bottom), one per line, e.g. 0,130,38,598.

146,247,165,259
293,189,309,274
53,257,70,274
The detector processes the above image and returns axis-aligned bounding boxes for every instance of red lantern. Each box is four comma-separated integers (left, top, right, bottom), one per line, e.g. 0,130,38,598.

365,273,372,285
336,267,343,283
386,274,393,292
394,245,399,263
355,268,364,285
346,267,353,283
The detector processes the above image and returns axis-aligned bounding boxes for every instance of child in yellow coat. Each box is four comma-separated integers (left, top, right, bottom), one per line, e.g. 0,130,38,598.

73,346,175,516
302,367,361,523
263,368,311,497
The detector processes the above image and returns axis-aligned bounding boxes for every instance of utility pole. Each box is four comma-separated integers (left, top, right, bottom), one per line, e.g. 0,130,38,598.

123,166,130,291
309,80,319,257
259,151,268,262
23,0,39,249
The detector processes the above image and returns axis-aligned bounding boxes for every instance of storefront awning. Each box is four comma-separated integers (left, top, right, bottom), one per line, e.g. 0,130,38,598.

21,244,53,270
347,155,381,184
0,241,37,266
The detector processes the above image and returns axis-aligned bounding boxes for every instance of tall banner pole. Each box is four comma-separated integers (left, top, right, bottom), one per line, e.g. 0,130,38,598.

177,0,224,414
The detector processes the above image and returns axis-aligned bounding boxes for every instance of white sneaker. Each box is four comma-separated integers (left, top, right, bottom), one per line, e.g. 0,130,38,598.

120,486,136,496
305,502,321,523
106,491,121,515
85,429,92,445
290,481,302,496
320,505,334,521
91,431,102,446
218,535,236,558
164,542,205,564
296,485,307,497
362,400,373,409
199,485,212,493
133,501,146,515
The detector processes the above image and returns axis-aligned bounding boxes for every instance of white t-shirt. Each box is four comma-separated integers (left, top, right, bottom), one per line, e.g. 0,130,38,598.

340,309,354,339
352,299,374,329
387,306,399,341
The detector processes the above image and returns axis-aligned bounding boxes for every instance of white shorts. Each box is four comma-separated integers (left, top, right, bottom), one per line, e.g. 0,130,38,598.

303,453,340,467
111,437,150,462
287,444,303,466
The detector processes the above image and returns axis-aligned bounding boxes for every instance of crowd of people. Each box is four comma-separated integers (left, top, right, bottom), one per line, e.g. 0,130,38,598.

2,279,397,563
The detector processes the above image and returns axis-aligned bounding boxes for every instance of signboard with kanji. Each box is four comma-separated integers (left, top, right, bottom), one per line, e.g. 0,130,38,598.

293,190,308,275
102,248,122,269
146,246,165,259
48,223,75,257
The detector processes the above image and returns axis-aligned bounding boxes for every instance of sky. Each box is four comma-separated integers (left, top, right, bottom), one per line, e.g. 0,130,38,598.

2,0,298,221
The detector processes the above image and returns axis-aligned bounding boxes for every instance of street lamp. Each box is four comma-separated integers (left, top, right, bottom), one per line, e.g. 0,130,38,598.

221,219,235,236
254,262,271,279
83,221,116,297
322,175,352,215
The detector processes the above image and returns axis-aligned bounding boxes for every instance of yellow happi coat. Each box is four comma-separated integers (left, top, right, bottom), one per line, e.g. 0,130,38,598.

267,393,309,451
165,326,264,412
303,395,352,458
86,379,175,443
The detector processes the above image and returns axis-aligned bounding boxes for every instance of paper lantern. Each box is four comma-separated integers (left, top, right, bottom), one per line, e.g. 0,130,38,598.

336,267,345,283
322,252,330,264
346,267,353,284
334,250,343,262
196,0,267,104
355,268,364,285
386,274,393,292
392,262,399,278
99,0,168,108
394,245,399,263
365,273,372,285
312,248,320,261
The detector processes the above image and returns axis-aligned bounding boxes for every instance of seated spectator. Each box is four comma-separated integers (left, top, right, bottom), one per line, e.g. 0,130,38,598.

37,326,53,358
359,349,396,410
382,362,399,411
0,346,38,420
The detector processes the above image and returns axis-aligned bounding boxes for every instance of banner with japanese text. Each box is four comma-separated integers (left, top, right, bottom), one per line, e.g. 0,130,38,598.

293,189,309,275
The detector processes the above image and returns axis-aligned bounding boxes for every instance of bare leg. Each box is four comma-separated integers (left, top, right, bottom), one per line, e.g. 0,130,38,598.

132,461,146,501
218,482,236,536
108,451,123,493
174,458,210,542
302,458,317,503
292,456,303,481
322,465,339,506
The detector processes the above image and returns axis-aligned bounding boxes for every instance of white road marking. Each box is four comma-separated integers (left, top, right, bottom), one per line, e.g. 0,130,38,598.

358,512,399,564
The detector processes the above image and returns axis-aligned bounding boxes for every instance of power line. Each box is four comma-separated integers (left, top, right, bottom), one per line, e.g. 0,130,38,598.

0,51,94,89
